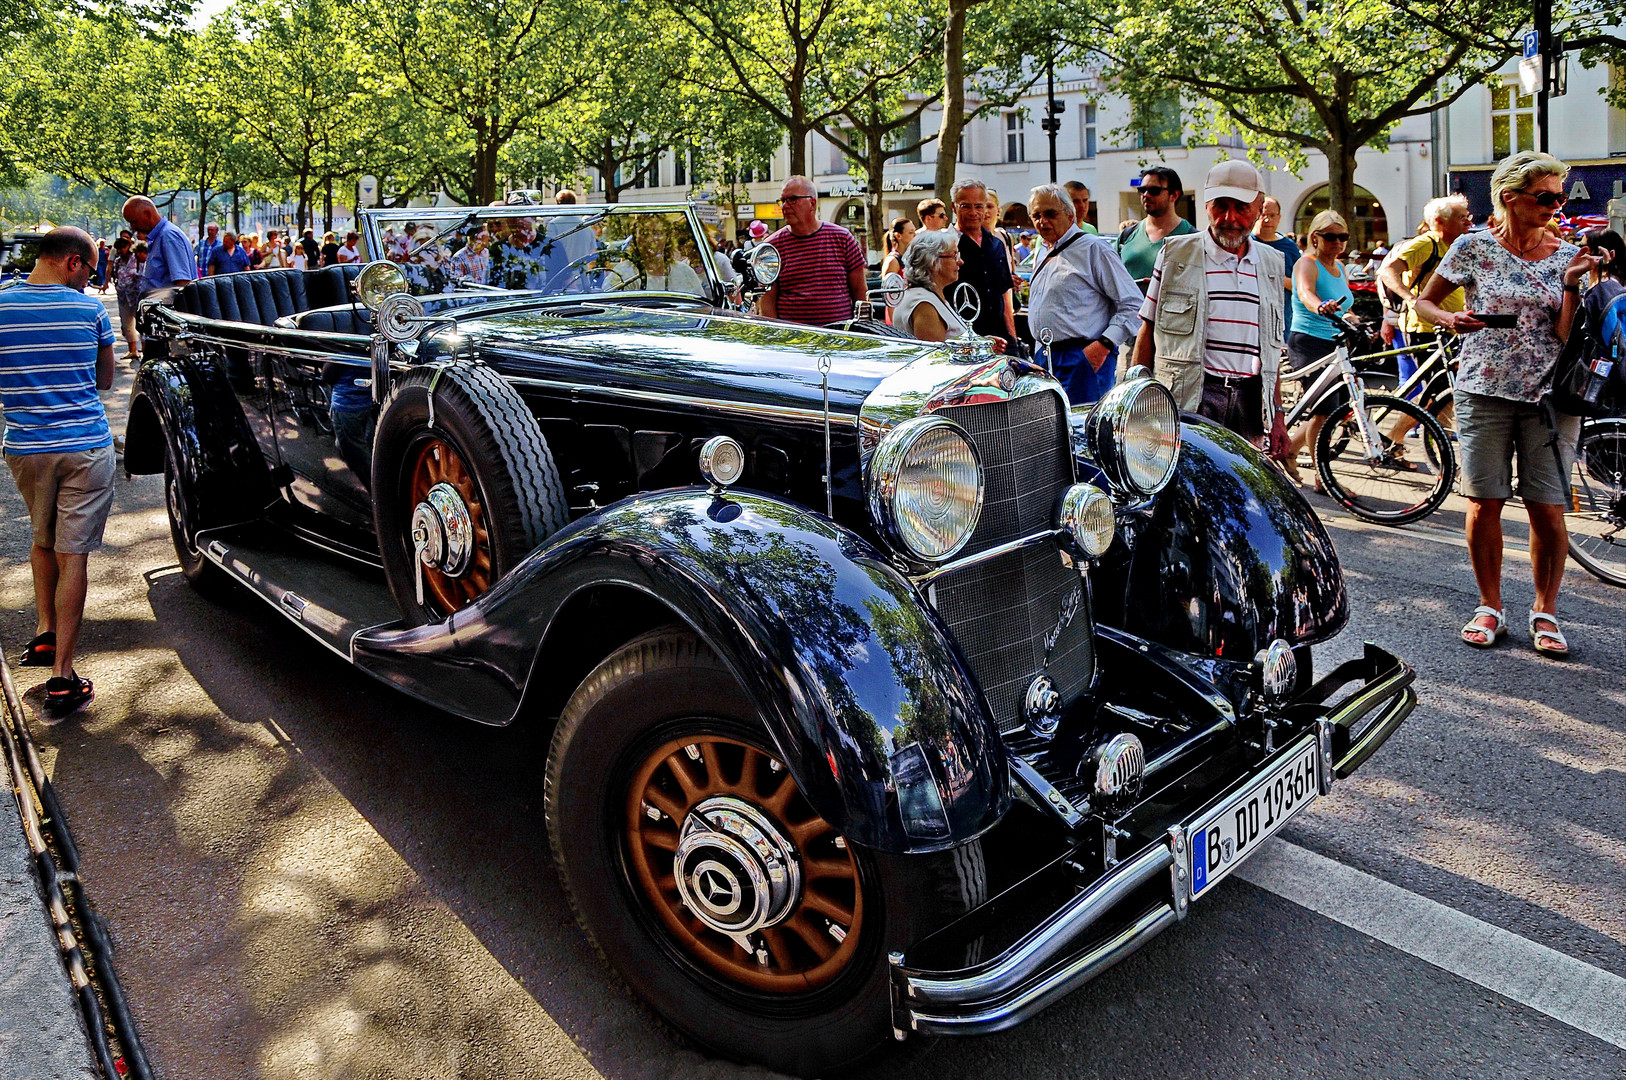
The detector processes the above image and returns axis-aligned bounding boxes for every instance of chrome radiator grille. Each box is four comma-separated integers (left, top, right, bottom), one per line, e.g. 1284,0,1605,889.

936,391,1072,556
930,542,1094,733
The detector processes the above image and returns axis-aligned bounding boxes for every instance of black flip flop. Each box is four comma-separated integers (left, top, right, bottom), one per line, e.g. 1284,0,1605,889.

44,672,93,717
19,631,55,667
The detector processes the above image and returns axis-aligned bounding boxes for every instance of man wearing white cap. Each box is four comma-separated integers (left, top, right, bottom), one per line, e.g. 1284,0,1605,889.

1131,159,1288,458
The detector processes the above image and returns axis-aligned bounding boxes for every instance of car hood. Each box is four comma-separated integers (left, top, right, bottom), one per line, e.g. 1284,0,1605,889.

430,300,934,418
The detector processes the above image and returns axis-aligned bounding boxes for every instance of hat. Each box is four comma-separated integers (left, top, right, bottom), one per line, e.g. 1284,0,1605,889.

748,220,769,238
1204,160,1264,204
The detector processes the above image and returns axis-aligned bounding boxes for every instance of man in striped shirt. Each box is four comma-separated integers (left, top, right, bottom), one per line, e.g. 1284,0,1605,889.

1130,160,1288,458
0,227,116,716
759,176,866,327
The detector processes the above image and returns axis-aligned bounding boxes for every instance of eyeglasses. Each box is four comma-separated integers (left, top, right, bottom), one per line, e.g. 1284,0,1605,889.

1317,232,1350,243
1523,190,1568,208
777,194,813,205
953,202,982,210
1138,186,1170,197
1033,208,1065,219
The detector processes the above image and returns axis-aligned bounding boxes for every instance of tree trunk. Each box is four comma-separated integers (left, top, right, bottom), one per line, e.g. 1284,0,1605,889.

323,178,333,232
1324,139,1358,239
934,0,970,200
231,189,241,233
866,130,887,251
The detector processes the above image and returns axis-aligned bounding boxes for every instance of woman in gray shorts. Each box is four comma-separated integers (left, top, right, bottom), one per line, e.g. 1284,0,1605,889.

1416,151,1600,657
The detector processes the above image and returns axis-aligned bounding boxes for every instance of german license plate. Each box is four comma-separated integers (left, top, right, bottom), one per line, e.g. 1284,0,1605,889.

1188,737,1320,901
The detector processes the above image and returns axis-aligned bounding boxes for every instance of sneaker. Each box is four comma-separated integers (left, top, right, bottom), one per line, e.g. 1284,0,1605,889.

43,673,93,717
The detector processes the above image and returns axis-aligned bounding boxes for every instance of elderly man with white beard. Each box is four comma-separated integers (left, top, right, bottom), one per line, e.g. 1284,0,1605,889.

1130,159,1289,458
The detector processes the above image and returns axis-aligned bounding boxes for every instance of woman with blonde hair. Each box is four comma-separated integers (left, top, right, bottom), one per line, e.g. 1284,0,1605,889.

1415,150,1598,656
1283,208,1361,488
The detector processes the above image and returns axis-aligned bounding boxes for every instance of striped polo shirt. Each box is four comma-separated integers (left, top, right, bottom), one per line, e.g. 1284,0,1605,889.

0,284,114,454
766,222,865,327
1140,232,1263,377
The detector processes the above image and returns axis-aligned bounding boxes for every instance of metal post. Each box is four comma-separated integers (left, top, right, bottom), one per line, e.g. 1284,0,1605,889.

1045,46,1059,183
1536,0,1551,153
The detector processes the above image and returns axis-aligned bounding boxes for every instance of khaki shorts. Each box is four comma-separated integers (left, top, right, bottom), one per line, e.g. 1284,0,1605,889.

6,445,116,553
1455,392,1579,506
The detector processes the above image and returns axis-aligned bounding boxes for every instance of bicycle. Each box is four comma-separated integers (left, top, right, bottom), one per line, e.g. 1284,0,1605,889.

1278,330,1457,525
1560,413,1626,586
1357,333,1460,439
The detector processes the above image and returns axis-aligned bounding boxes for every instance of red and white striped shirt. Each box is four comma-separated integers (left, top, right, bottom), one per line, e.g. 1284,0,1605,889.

766,223,865,327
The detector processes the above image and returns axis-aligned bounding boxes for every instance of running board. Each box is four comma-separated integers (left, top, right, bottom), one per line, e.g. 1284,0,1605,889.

201,533,403,659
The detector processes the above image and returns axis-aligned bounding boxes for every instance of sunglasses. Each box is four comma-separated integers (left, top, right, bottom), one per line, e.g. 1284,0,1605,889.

1523,190,1568,208
1317,232,1350,243
1138,186,1170,197
1033,208,1066,219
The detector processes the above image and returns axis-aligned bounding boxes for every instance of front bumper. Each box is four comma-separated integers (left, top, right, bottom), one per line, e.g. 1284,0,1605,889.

890,642,1415,1037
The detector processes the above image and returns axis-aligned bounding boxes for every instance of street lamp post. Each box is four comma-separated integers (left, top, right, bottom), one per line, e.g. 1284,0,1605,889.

1041,39,1062,183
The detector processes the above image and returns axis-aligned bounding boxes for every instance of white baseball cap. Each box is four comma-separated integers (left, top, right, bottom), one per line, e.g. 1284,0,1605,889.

1204,160,1264,204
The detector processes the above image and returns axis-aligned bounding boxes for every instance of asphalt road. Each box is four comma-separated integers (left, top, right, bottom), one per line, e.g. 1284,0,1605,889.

2,346,1623,1080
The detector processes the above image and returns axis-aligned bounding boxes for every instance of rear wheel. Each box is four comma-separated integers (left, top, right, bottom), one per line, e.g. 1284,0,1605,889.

1316,393,1455,525
1566,418,1626,587
545,630,986,1077
163,446,230,596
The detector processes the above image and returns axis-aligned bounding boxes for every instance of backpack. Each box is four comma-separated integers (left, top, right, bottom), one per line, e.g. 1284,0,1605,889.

1379,239,1442,314
1551,289,1626,418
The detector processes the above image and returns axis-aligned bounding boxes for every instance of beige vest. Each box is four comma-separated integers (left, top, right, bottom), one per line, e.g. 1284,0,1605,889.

1149,233,1285,424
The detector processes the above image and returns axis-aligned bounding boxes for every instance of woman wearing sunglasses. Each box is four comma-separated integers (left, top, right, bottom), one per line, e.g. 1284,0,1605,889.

1282,209,1362,489
1415,150,1595,658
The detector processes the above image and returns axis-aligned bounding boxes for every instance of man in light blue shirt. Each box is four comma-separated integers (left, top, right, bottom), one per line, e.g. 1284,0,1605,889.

194,222,220,277
121,196,198,297
1025,183,1142,405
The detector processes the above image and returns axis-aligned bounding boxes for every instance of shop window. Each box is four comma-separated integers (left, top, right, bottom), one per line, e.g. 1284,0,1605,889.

1491,80,1535,158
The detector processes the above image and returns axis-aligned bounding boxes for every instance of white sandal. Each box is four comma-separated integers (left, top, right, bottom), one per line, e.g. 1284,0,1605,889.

1529,611,1569,658
1461,606,1505,648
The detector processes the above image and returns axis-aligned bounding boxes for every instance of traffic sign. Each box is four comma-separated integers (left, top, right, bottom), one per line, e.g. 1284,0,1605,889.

1523,29,1539,59
358,175,379,207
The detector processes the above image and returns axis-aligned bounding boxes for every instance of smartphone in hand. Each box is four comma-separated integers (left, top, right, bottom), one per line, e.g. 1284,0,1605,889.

1475,312,1517,328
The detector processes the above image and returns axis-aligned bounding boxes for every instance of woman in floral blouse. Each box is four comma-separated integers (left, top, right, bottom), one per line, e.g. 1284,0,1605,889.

1416,151,1598,658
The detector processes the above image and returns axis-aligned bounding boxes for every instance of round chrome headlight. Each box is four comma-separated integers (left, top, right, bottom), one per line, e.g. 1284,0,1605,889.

1085,376,1180,498
698,435,745,488
867,415,983,562
749,243,781,286
1057,483,1115,558
355,259,409,311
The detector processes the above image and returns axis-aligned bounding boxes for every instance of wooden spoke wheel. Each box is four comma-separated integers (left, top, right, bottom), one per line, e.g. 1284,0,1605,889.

624,734,862,994
404,434,494,617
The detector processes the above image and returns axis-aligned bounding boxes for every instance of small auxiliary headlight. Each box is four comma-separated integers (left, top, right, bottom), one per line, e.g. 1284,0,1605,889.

1256,639,1298,701
698,436,746,489
867,415,983,562
1057,483,1115,558
1085,375,1181,499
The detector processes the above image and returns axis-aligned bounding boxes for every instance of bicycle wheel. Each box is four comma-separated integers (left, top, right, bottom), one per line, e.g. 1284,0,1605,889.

1566,418,1626,587
1316,393,1455,525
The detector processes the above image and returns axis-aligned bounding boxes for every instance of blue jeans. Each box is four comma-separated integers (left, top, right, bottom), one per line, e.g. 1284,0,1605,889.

1051,343,1117,406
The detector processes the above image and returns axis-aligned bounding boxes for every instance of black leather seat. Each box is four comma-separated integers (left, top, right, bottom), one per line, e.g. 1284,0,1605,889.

174,264,363,327
294,307,374,335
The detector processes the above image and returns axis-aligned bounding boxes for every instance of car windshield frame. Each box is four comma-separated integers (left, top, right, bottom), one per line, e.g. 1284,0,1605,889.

358,202,723,304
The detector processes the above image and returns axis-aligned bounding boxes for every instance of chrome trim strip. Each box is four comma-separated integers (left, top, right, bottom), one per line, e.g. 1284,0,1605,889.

202,543,353,663
905,905,1178,1036
912,529,1063,586
156,308,372,349
900,840,1172,1008
503,375,858,427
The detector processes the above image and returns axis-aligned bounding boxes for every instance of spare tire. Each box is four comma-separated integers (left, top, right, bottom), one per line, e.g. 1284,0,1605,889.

372,362,568,625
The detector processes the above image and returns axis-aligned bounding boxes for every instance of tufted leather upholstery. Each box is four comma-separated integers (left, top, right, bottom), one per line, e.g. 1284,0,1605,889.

294,308,373,335
174,265,363,327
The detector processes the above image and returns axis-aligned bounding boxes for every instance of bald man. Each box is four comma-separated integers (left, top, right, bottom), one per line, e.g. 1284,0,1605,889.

120,196,197,296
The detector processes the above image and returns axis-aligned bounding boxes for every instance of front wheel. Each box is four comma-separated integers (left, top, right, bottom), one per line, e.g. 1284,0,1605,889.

1566,418,1626,587
544,630,986,1077
1316,393,1455,525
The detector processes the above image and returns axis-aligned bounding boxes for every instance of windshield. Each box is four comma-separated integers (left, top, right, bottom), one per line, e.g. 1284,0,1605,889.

368,206,715,302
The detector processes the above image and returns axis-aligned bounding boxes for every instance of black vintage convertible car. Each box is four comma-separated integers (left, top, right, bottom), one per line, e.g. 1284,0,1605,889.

125,202,1415,1076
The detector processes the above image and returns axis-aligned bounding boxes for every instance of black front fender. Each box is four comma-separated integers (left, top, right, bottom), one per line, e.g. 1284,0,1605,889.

1093,417,1348,661
352,489,1010,854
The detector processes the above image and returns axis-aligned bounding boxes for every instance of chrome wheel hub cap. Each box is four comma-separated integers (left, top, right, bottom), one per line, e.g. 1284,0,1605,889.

673,796,802,945
410,482,473,576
